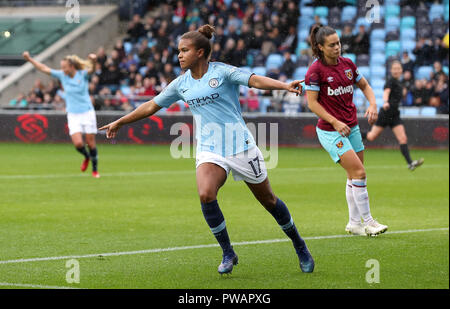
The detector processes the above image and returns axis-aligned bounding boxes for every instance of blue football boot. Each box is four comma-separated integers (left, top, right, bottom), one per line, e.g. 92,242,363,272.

297,245,315,273
218,252,238,275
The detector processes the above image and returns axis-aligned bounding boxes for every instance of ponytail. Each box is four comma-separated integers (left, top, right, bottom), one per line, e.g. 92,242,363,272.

309,25,337,60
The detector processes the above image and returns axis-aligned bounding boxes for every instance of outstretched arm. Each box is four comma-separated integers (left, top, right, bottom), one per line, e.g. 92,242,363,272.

248,75,303,95
356,77,378,125
99,100,162,139
22,51,51,75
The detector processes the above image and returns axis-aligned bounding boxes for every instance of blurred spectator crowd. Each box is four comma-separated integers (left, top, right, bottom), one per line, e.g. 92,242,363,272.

8,0,450,115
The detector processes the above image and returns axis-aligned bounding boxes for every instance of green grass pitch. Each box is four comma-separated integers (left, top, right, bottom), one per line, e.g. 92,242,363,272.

0,143,448,289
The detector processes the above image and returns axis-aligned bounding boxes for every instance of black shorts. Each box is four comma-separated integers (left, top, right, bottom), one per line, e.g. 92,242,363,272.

375,108,403,128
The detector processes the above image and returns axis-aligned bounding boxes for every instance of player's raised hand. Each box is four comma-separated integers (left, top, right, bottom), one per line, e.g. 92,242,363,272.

99,120,122,139
287,79,304,96
365,104,378,125
22,51,31,61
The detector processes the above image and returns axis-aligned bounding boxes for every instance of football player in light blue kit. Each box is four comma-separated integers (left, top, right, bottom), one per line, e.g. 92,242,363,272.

100,25,314,274
23,51,100,178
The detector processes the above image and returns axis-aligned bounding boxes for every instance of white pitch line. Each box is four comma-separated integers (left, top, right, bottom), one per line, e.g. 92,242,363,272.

0,282,82,289
0,227,447,265
0,164,447,180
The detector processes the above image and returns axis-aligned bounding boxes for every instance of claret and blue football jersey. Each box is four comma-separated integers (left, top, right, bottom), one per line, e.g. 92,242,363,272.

154,62,256,157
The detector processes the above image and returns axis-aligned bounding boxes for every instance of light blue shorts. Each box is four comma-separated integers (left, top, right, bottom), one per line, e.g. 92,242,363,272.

316,125,365,163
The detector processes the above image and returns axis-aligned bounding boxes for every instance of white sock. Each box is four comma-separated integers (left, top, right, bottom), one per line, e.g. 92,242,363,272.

346,179,361,224
351,178,374,224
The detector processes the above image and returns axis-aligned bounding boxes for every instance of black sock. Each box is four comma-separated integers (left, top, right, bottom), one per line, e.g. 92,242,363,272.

268,198,306,254
361,131,367,140
201,200,233,255
400,144,413,164
89,147,98,172
76,146,89,159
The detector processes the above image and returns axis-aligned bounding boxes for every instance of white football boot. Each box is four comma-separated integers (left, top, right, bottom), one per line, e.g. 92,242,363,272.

345,222,366,236
364,220,388,237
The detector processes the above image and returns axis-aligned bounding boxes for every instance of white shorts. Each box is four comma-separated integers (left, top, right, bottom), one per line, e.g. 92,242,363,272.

67,110,97,136
195,146,268,184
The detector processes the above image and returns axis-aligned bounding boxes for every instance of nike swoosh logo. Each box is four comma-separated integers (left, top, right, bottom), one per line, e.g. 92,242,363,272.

181,89,188,93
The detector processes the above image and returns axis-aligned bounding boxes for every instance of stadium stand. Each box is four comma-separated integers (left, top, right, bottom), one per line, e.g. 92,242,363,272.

2,0,449,115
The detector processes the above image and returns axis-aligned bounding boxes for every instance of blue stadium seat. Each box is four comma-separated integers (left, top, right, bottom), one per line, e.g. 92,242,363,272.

266,54,284,70
341,6,357,21
370,40,386,54
296,41,309,56
429,4,444,21
138,66,147,76
314,6,329,18
120,85,131,96
301,6,314,18
342,53,356,63
400,28,416,41
223,0,233,8
373,88,385,107
421,106,437,116
400,16,415,29
386,40,401,56
298,29,309,41
355,17,371,30
358,66,370,80
370,53,386,66
371,66,386,79
353,90,366,108
299,17,315,30
385,5,400,18
293,66,308,80
401,40,416,53
401,107,421,116
356,54,370,66
371,29,386,41
385,0,400,5
385,16,400,32
124,42,133,55
416,66,433,80
252,66,267,76
371,78,385,89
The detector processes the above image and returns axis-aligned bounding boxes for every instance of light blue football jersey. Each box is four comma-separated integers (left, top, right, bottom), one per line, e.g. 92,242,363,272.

51,69,93,114
154,62,256,157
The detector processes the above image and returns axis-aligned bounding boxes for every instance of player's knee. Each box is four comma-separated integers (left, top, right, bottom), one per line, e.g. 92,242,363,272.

353,168,366,180
73,142,84,149
399,136,407,144
260,193,277,210
198,190,217,204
